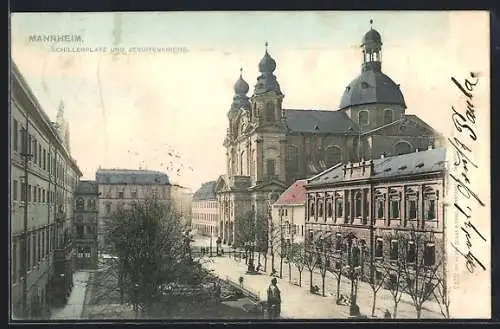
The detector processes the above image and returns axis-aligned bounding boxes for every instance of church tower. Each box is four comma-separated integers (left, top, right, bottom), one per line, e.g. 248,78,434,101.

250,42,285,127
250,43,286,185
224,68,251,177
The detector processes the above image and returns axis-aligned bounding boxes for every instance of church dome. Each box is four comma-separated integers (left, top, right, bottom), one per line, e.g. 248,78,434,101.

339,70,406,110
258,50,276,73
234,75,249,95
362,29,382,47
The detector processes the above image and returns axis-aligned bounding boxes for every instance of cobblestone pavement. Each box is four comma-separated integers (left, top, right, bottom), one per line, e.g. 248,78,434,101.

196,237,444,319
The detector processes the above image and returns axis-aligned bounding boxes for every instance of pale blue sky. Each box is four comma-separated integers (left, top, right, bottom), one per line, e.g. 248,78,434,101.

10,11,489,190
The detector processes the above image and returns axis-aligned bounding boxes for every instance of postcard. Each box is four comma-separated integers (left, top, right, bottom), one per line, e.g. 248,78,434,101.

9,11,490,320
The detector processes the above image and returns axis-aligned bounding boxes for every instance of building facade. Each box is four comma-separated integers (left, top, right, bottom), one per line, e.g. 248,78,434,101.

304,148,446,292
191,181,218,236
73,181,99,269
95,169,193,253
215,22,443,246
10,62,82,319
272,179,307,246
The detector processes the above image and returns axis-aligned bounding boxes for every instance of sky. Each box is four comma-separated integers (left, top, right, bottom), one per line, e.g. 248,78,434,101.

10,11,490,191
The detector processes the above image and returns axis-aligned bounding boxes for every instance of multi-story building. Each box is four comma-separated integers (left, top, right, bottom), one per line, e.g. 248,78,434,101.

304,147,446,291
271,179,307,246
73,181,99,269
171,184,193,229
95,169,190,253
10,62,82,319
191,181,218,236
215,22,443,246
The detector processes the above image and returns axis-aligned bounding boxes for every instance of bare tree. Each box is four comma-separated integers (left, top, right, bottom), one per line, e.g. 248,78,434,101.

104,198,210,318
317,238,332,297
304,250,319,292
400,229,443,319
364,260,387,318
433,277,450,318
290,243,306,287
382,232,407,318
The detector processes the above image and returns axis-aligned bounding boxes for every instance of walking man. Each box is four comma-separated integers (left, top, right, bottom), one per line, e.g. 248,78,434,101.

267,278,281,319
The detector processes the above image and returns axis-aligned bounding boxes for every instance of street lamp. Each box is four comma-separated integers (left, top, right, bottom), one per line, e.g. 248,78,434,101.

344,232,361,317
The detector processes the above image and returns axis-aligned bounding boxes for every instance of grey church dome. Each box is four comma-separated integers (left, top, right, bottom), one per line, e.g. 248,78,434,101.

339,70,406,110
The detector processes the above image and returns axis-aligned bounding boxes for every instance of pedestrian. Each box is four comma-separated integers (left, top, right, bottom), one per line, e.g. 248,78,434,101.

384,309,392,319
267,278,281,319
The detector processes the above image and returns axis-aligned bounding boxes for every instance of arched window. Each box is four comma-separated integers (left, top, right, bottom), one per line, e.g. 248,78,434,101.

76,197,84,210
287,145,299,173
394,141,412,156
383,109,394,124
358,110,369,126
265,103,275,122
325,146,342,167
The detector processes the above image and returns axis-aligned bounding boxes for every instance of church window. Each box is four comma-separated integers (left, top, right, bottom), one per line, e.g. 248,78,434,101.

394,141,412,156
240,151,244,175
358,110,369,126
266,159,276,177
383,109,394,124
76,197,84,210
287,145,299,173
325,146,342,167
265,103,275,122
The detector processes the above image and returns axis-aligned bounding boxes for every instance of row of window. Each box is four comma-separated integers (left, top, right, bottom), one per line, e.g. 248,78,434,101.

74,222,97,239
308,189,438,222
308,232,436,266
357,108,396,127
103,190,166,199
11,223,66,284
12,119,77,188
11,180,71,207
194,213,218,222
75,198,97,210
193,201,217,209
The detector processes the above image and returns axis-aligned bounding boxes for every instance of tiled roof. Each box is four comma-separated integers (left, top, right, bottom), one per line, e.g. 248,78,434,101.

274,179,308,206
76,180,99,194
192,181,217,201
284,109,359,134
96,169,170,185
307,148,446,186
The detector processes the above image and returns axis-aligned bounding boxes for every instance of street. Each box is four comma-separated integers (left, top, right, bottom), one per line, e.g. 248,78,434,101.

50,271,90,320
194,236,443,319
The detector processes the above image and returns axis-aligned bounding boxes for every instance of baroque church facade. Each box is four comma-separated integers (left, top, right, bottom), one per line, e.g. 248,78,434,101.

215,23,442,245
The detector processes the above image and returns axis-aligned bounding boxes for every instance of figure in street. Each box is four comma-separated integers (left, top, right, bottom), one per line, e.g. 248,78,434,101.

267,278,281,319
